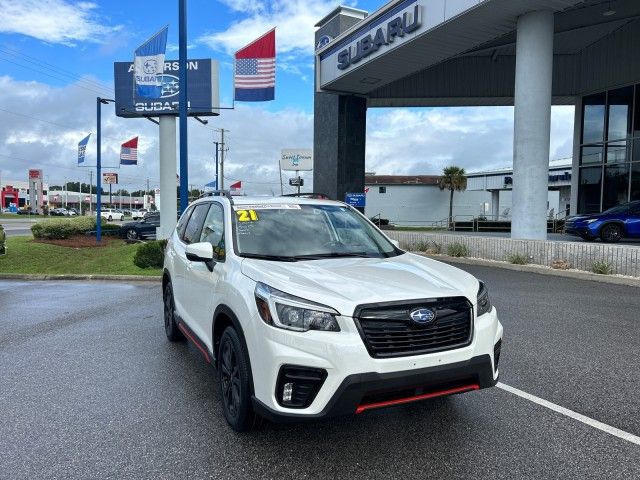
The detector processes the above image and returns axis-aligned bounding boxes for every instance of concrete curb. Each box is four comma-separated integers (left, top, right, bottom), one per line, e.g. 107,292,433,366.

0,273,161,282
417,253,640,287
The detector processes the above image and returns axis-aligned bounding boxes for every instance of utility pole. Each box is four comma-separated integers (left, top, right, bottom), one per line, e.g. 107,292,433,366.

220,128,225,190
214,141,219,190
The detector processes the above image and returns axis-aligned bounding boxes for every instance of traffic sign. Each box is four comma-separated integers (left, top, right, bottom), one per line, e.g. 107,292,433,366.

345,192,366,208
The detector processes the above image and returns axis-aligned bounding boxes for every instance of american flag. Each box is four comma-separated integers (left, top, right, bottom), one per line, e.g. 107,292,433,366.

235,58,275,89
120,136,138,165
234,29,275,102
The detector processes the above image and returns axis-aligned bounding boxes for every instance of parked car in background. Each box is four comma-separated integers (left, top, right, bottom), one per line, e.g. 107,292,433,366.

17,208,37,215
132,209,148,220
67,208,79,216
50,208,69,216
119,214,160,240
565,200,640,243
100,208,125,221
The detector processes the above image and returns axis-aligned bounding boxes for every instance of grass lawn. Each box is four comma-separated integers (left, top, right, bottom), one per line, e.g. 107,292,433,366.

0,236,161,276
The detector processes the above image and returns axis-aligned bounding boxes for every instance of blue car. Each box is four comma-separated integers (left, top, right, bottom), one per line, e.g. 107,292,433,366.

565,201,640,243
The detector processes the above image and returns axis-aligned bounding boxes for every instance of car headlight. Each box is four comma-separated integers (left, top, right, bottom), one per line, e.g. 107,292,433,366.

477,281,492,317
254,282,340,332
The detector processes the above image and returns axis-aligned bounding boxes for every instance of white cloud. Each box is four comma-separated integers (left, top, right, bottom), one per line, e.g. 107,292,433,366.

0,76,574,196
365,106,574,175
198,0,341,73
0,0,121,45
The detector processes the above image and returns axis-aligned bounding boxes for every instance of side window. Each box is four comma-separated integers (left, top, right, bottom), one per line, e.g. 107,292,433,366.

200,203,225,260
176,206,193,238
630,204,640,215
182,204,210,244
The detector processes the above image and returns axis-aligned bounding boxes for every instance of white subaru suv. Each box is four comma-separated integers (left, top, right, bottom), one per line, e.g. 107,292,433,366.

163,192,503,431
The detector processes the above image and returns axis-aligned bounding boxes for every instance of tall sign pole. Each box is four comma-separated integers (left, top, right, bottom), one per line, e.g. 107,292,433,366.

96,97,103,243
178,0,189,214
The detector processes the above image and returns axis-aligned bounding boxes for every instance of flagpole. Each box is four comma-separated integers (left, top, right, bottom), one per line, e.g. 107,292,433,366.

178,0,189,215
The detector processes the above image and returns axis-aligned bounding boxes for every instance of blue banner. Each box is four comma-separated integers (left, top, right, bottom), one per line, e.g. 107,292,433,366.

78,134,90,164
134,26,168,98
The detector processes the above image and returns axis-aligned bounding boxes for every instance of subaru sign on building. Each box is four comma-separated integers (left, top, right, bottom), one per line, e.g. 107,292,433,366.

114,59,219,118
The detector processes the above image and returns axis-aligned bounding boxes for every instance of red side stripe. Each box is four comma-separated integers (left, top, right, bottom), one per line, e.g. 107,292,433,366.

355,384,480,414
177,322,211,363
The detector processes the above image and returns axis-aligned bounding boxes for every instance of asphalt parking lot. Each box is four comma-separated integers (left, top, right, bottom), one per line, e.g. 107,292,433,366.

1,266,639,479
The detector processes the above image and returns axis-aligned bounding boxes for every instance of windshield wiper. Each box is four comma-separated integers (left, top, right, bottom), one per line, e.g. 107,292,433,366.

240,253,298,262
293,252,372,260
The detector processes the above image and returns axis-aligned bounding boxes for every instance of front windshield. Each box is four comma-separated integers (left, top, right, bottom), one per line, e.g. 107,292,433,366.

233,203,400,260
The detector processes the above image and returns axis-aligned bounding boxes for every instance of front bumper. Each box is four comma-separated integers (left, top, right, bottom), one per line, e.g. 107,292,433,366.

247,306,502,420
253,354,496,421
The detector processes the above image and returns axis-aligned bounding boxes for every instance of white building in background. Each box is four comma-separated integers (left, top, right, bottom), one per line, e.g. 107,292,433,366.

364,159,572,226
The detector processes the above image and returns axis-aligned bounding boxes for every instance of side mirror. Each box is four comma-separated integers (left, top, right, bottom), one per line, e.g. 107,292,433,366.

186,242,214,262
390,239,400,248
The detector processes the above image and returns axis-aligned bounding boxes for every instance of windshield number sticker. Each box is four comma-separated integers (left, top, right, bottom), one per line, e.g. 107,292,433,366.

236,209,259,222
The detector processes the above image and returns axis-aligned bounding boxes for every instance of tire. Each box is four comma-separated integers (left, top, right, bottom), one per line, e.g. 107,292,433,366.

126,229,138,240
218,327,258,432
600,223,623,243
120,215,124,221
108,215,112,221
163,281,185,342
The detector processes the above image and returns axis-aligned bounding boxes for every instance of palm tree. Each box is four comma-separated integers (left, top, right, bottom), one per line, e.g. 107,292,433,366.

438,166,467,225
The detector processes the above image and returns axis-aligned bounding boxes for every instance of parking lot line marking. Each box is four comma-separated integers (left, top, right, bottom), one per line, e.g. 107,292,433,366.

497,382,640,446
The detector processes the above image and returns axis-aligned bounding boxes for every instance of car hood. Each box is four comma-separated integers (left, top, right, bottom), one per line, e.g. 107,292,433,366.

240,253,479,316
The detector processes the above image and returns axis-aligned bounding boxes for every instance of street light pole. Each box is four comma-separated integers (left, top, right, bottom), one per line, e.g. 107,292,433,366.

96,97,114,243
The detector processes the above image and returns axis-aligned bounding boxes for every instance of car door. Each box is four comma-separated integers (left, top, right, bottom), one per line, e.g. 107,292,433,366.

182,202,226,348
144,216,160,238
627,203,640,237
172,203,210,325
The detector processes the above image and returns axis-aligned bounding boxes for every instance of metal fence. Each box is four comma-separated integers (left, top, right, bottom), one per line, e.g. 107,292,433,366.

387,231,640,277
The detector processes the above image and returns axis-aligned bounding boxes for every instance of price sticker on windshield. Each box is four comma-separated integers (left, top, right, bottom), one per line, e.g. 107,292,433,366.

236,209,259,222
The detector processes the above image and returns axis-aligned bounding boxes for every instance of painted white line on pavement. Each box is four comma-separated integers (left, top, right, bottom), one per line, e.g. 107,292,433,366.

497,382,640,447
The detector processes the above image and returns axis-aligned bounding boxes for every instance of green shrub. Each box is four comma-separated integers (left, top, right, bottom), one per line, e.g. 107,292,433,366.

591,260,614,275
415,241,429,252
507,253,528,265
133,240,166,269
31,217,101,239
447,242,469,257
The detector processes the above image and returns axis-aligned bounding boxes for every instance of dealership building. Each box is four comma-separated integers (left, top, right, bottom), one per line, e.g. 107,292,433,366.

314,0,640,240
365,158,571,224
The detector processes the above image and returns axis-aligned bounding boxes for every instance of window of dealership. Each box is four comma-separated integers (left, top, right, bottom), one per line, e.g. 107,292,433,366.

578,83,640,213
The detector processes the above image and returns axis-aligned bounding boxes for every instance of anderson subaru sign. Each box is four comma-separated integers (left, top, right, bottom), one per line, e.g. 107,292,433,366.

114,59,219,118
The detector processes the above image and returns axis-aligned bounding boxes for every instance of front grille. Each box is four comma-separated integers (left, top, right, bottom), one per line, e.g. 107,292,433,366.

354,297,473,358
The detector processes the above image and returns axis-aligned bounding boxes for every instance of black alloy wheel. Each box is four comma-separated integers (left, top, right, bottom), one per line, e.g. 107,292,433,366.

600,223,623,243
163,282,184,341
218,327,258,431
126,228,138,240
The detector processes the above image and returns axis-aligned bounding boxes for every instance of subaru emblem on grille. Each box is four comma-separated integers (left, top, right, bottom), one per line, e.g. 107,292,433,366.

409,308,436,325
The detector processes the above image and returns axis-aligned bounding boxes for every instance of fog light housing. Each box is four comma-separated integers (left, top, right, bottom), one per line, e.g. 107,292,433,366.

276,365,328,408
494,339,502,373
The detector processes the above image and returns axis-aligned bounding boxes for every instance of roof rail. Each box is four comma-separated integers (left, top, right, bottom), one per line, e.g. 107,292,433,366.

281,192,331,199
199,190,234,204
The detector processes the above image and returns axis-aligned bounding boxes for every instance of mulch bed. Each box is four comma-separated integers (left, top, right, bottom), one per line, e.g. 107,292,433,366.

32,235,120,248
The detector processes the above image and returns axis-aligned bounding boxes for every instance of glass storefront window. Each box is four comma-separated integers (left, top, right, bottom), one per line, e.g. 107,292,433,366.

578,166,602,214
606,142,629,163
634,139,640,163
634,85,640,138
580,146,603,165
607,86,633,141
631,162,640,202
582,93,606,144
602,164,629,211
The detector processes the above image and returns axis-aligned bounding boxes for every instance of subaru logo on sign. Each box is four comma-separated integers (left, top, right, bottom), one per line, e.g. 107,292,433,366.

409,308,436,325
316,35,333,51
160,74,179,98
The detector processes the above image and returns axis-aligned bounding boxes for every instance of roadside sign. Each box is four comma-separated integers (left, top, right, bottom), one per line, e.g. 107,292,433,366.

103,173,119,184
29,169,43,180
345,192,366,208
280,149,313,171
289,177,304,187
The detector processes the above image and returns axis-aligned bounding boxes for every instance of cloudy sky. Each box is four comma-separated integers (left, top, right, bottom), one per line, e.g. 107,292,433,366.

0,0,574,194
